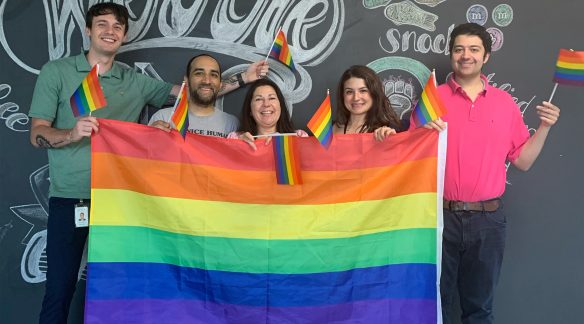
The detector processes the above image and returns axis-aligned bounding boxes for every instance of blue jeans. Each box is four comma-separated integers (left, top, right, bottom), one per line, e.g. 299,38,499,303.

440,207,507,324
39,197,89,324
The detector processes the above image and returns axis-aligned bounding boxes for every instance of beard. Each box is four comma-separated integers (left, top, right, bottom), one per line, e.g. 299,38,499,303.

189,84,218,106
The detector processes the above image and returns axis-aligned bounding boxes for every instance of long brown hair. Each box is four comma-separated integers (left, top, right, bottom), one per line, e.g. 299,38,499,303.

334,65,401,132
239,79,295,135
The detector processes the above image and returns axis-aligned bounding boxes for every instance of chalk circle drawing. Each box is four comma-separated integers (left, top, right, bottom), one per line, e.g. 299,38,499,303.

0,83,29,132
466,4,488,26
9,165,86,283
20,230,47,283
486,27,504,52
368,57,431,119
363,0,393,10
492,4,513,27
384,0,439,32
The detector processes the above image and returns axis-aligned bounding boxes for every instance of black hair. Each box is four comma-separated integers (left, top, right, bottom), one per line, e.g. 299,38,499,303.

185,54,222,78
334,65,401,133
449,23,492,57
239,79,295,135
85,2,129,34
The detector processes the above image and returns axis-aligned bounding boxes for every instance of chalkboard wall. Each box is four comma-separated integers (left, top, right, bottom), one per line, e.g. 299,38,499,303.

1,1,583,323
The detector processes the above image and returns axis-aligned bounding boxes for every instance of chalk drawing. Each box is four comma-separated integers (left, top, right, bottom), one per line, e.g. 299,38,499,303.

0,83,29,132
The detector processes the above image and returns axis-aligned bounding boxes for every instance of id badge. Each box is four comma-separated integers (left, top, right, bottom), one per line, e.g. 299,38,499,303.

74,200,89,228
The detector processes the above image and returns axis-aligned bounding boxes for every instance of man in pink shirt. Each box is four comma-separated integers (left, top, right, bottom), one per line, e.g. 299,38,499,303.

424,23,560,323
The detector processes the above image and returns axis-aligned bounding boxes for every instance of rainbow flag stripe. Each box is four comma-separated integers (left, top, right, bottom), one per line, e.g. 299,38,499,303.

170,83,189,138
272,136,302,185
412,72,447,128
69,65,107,117
553,49,584,86
307,94,333,149
86,119,445,323
269,30,295,71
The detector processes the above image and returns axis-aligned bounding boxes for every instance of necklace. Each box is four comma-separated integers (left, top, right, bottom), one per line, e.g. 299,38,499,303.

343,123,365,134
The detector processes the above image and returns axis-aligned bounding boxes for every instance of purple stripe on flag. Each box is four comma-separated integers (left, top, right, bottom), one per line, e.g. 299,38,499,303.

85,298,437,324
71,91,87,117
553,77,584,86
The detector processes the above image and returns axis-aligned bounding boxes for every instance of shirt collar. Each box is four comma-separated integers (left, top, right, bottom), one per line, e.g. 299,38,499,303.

75,52,122,79
446,73,489,96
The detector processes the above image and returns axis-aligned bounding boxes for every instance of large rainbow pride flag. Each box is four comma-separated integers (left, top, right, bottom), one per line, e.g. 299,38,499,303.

86,119,446,323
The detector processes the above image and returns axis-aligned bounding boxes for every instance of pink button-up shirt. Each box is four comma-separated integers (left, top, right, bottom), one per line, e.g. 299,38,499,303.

437,75,530,201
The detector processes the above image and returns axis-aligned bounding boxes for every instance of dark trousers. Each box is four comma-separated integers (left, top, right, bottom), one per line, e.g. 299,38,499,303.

39,197,89,324
440,208,507,324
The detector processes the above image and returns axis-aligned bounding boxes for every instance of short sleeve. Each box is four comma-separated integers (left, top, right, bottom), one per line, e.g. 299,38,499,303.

506,105,531,162
226,131,240,139
28,63,61,122
148,108,170,125
135,73,173,109
226,114,240,133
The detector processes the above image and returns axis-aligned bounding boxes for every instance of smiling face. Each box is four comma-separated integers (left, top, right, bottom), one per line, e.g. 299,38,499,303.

251,85,281,134
186,56,222,107
343,77,373,118
86,14,126,56
450,34,490,81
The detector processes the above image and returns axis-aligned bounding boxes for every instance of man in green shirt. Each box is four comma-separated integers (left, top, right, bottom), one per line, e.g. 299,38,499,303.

28,3,267,323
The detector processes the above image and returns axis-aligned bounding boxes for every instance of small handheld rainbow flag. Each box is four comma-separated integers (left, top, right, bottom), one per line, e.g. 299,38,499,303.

272,136,302,185
553,49,584,86
69,64,107,117
267,29,295,71
307,92,333,149
412,71,447,128
170,82,189,139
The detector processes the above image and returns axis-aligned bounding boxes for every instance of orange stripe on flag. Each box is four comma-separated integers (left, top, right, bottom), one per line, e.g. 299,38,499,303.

92,153,437,205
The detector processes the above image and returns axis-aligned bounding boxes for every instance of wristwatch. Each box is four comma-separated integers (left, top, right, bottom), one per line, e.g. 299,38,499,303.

236,73,245,87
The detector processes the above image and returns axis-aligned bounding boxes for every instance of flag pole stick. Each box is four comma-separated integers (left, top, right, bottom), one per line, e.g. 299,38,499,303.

253,132,297,138
167,81,186,126
431,69,443,122
548,83,558,103
89,64,101,117
264,26,282,64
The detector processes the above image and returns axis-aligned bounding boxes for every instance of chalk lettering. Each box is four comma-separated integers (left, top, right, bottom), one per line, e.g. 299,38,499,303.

379,24,454,55
1,1,344,73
